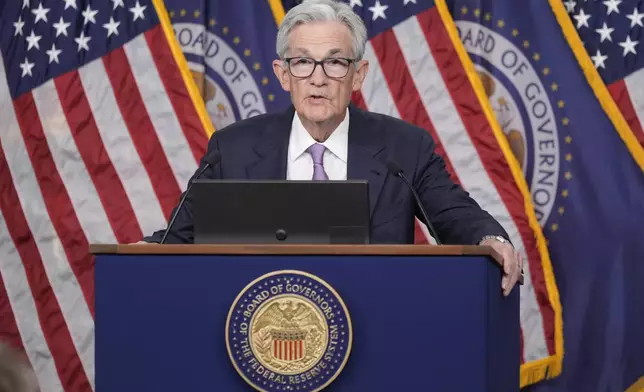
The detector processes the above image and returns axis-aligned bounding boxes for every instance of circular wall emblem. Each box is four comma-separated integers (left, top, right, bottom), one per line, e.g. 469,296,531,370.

172,21,270,130
455,19,572,227
226,270,352,392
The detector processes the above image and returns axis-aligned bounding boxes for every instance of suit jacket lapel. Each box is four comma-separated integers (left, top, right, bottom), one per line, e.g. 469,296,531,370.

346,105,387,218
245,106,294,179
245,104,388,218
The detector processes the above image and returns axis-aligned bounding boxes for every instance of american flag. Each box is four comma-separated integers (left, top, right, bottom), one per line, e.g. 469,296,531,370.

0,0,209,390
274,0,562,386
565,0,644,149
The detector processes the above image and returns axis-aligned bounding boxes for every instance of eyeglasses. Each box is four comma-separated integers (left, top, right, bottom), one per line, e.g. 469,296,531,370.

284,57,355,79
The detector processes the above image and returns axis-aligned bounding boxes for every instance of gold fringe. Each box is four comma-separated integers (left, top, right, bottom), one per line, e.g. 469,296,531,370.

626,376,644,392
435,0,564,387
151,0,216,137
268,0,286,26
547,0,644,172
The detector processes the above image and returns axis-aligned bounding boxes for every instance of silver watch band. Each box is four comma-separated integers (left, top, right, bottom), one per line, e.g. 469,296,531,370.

479,235,510,245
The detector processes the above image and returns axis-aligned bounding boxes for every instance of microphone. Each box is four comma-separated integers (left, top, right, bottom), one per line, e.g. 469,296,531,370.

386,161,442,245
160,149,222,244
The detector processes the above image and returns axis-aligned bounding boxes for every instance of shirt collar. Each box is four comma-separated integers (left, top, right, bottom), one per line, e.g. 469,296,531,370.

288,108,350,163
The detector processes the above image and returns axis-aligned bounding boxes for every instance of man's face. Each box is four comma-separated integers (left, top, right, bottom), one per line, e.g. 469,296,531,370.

273,21,368,124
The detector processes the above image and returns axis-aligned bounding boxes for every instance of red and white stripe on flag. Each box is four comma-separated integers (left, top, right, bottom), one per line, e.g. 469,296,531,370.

351,2,561,386
607,67,644,149
0,18,208,392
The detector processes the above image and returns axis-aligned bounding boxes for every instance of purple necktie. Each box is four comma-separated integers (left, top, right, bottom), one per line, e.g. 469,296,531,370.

308,143,329,180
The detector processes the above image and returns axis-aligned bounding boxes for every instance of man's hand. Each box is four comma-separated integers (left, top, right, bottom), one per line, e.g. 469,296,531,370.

480,238,523,296
134,240,160,244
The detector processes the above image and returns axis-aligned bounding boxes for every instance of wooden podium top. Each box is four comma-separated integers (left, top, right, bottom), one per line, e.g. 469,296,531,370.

89,243,499,258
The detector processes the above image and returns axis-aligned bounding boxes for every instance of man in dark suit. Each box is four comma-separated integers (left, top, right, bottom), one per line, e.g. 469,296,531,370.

142,0,523,295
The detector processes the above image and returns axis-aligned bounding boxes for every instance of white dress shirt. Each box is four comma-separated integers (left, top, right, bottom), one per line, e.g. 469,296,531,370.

286,109,349,181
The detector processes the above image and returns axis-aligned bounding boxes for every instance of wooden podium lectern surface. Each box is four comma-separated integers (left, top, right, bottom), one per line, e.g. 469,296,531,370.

90,243,502,256
92,244,519,392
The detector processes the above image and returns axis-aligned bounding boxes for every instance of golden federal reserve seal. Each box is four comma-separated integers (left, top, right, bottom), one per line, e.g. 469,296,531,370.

226,270,352,392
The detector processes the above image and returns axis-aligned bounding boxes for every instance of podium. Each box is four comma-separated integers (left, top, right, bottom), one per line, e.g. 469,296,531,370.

91,244,520,391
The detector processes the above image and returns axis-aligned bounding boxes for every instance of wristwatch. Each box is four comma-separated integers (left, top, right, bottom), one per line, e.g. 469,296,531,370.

479,235,511,246
479,235,523,284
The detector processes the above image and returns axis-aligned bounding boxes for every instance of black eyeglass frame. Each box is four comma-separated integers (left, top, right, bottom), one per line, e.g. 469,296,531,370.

283,56,357,79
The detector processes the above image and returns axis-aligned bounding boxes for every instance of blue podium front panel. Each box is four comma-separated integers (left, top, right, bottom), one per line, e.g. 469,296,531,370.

95,253,519,391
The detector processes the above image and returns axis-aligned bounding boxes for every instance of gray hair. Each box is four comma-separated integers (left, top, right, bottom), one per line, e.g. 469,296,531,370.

276,0,368,61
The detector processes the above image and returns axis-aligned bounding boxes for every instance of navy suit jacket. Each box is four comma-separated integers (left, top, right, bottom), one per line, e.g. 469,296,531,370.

144,104,509,245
